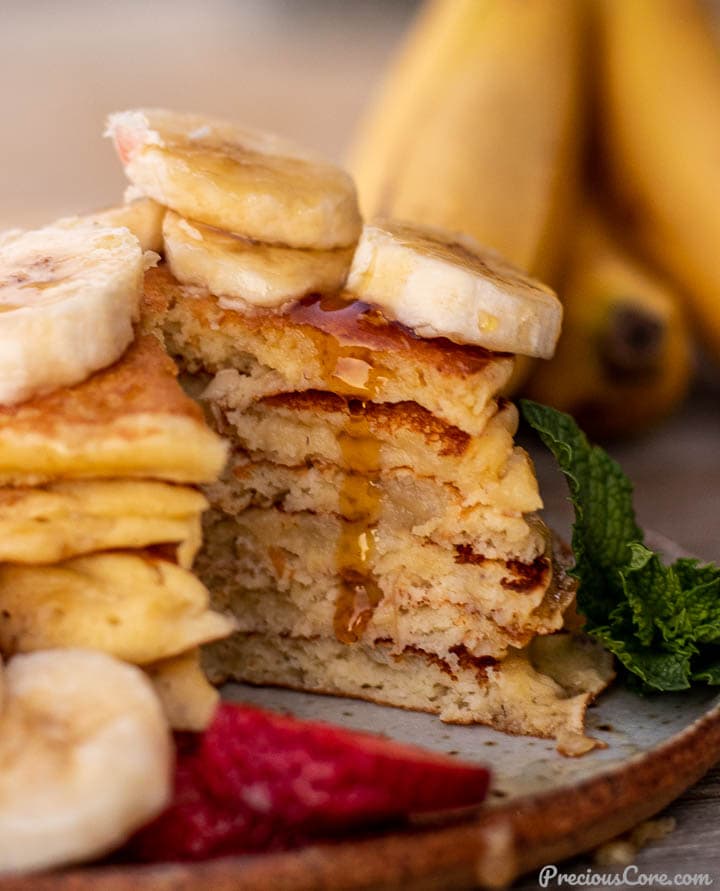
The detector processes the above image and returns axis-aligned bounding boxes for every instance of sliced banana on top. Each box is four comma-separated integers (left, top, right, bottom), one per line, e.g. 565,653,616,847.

106,109,362,250
0,649,171,874
346,220,563,358
74,195,165,253
163,210,353,308
0,223,144,406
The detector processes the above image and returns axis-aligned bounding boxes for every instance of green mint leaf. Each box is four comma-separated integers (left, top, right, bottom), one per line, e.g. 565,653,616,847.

693,657,720,685
521,399,720,693
519,401,643,563
520,399,643,627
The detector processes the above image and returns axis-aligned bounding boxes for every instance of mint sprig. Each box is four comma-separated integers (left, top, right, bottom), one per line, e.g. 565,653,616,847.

522,400,720,692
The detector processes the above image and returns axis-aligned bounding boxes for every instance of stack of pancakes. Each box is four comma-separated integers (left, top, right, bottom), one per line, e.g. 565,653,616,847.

0,333,233,729
143,268,612,746
107,109,613,748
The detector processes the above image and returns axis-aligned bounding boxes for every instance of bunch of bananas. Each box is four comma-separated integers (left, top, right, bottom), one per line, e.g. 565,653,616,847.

348,0,720,438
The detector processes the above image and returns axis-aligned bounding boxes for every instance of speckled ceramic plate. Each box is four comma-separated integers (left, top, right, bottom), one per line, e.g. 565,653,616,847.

5,534,720,891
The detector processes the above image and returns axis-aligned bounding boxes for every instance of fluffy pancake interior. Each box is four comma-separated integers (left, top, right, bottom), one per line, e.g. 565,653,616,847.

196,511,571,661
214,391,522,503
142,265,515,435
140,265,601,742
208,454,545,562
204,631,614,745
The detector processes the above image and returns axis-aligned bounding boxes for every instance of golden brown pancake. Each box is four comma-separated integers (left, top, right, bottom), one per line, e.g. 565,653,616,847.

0,480,207,566
143,261,595,743
146,648,219,731
0,335,227,485
0,552,235,665
141,265,514,434
208,455,545,562
216,390,524,502
197,509,567,661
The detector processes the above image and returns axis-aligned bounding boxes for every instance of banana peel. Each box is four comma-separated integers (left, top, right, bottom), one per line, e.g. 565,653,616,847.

596,0,720,361
525,208,693,439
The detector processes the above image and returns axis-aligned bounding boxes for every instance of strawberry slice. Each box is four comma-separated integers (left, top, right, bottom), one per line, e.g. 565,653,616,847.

128,702,490,861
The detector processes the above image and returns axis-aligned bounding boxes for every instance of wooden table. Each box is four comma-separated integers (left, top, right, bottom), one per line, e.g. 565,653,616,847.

1,1,719,885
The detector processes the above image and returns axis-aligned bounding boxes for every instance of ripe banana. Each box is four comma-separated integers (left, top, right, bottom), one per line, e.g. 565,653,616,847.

346,220,562,357
348,0,583,288
525,207,692,438
0,223,144,406
596,0,720,359
106,109,362,250
0,649,171,873
163,210,354,308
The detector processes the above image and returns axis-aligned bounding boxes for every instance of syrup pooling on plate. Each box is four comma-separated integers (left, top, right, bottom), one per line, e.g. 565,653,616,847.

289,294,387,643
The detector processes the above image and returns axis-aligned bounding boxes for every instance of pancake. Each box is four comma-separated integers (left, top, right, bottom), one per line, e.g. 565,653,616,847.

142,265,514,434
0,552,235,665
217,391,522,503
0,335,227,486
208,453,545,562
143,268,593,737
0,480,206,567
202,577,567,663
139,238,600,741
204,632,614,746
197,511,570,660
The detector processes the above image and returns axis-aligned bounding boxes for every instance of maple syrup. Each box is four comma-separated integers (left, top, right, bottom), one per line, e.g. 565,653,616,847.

291,294,386,643
287,291,503,380
333,406,383,643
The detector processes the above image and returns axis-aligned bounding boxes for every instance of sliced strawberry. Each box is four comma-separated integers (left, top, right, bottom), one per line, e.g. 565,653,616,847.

128,702,490,861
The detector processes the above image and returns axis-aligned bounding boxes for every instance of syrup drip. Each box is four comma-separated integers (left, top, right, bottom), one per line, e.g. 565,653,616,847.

287,294,390,396
333,407,382,643
290,294,386,643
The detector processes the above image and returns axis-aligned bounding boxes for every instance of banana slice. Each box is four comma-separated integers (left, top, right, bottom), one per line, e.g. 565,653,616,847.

0,649,171,873
346,220,563,358
0,223,144,406
76,196,165,253
164,210,353,308
106,109,362,250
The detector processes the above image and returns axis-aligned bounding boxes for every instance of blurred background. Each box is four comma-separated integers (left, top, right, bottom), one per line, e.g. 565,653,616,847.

1,0,719,558
0,0,413,224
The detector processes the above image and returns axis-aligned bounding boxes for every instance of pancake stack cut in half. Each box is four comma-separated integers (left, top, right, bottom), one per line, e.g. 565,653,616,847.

0,220,233,731
107,109,614,752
